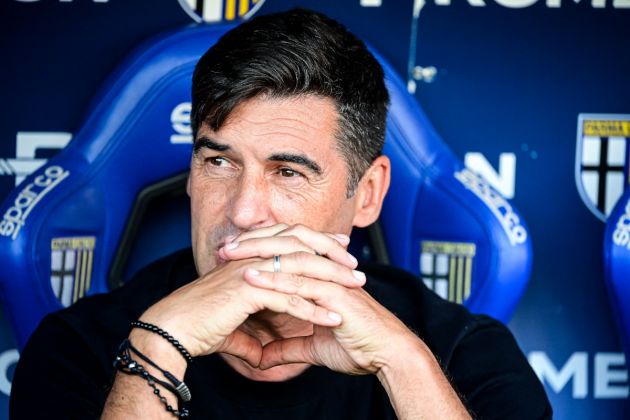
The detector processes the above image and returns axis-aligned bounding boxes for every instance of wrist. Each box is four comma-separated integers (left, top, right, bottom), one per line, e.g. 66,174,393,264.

139,301,203,358
375,336,472,420
128,329,188,379
375,335,432,387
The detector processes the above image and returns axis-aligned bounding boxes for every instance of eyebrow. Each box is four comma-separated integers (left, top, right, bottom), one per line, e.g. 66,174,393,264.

268,153,322,175
193,136,230,153
194,136,322,176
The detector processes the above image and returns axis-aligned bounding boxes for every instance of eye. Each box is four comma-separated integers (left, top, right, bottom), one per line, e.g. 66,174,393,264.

200,155,237,177
279,167,303,178
208,156,230,167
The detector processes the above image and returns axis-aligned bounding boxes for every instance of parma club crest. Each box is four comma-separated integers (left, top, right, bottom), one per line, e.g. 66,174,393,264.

420,241,476,304
576,114,630,221
50,236,95,307
178,0,266,24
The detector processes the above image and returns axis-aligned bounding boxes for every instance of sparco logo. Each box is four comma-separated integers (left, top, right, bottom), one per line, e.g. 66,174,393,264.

612,197,630,251
0,166,70,240
455,168,527,246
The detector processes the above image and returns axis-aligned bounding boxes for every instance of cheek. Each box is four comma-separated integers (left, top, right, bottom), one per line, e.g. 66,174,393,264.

189,179,231,232
269,186,352,230
189,180,234,273
266,190,304,224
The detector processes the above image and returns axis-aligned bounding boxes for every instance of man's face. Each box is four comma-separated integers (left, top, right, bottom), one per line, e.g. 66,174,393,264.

188,95,360,275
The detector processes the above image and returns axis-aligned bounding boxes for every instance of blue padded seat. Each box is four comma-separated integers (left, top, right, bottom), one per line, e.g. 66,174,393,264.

604,187,630,361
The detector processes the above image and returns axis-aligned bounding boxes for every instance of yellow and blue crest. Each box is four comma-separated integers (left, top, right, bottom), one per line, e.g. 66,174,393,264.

420,240,476,304
178,0,266,24
576,114,630,221
50,236,96,307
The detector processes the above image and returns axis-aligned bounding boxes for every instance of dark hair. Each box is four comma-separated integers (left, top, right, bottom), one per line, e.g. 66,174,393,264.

191,9,389,196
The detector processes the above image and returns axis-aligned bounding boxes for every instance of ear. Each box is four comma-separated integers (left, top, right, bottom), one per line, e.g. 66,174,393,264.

352,155,391,228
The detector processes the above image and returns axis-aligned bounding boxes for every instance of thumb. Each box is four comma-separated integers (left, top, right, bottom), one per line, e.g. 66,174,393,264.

216,330,264,367
259,336,317,370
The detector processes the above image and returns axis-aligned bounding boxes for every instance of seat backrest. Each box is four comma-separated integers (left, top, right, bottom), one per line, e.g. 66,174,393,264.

0,24,533,349
604,186,630,360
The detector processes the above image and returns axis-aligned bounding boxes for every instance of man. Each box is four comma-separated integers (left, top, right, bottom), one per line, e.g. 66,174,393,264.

10,9,551,419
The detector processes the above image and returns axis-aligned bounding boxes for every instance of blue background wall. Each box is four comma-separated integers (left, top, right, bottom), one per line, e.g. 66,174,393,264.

1,0,628,418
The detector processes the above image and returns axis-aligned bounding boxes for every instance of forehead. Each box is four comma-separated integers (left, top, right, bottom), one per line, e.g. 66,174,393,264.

198,95,340,152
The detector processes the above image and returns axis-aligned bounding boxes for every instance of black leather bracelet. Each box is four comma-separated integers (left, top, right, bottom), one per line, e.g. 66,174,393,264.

114,340,190,418
130,321,193,364
126,339,192,402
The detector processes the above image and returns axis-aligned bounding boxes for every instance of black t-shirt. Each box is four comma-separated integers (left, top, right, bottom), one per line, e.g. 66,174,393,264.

10,249,552,419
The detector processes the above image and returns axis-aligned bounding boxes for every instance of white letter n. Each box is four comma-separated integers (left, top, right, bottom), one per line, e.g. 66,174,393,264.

464,152,516,199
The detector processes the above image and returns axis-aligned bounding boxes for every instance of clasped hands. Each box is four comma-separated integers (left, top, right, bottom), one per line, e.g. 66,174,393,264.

141,224,418,376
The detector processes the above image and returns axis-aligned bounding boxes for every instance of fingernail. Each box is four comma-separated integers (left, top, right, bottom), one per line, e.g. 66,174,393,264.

352,270,366,282
224,242,239,251
225,235,237,243
347,253,358,266
334,234,350,244
328,312,342,323
248,268,260,276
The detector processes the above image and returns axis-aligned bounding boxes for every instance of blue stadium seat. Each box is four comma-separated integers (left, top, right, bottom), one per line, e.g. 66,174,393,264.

604,187,630,361
0,24,533,349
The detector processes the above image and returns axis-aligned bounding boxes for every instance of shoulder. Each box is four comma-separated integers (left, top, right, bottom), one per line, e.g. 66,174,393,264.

59,248,195,331
22,248,196,374
11,249,197,417
362,262,552,419
361,261,484,363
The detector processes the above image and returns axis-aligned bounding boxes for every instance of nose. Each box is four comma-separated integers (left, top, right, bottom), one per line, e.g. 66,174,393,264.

226,171,274,230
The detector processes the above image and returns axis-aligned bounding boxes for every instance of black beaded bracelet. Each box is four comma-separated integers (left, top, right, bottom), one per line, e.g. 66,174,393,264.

131,321,193,364
125,339,192,402
114,342,189,418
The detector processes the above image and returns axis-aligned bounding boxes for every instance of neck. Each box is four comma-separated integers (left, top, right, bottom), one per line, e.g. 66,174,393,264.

220,311,313,382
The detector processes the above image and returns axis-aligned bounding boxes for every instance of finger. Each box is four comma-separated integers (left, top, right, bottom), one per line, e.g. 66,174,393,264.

245,268,349,305
248,285,342,327
325,232,351,246
221,235,315,262
275,224,356,268
244,251,365,288
245,268,324,299
259,336,317,369
232,224,289,243
281,252,366,287
221,234,358,270
215,329,263,368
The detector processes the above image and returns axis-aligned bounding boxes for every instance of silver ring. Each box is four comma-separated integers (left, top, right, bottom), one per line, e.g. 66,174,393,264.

273,255,281,273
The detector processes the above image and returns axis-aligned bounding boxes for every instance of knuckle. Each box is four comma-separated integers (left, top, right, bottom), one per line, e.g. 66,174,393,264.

289,224,310,238
326,234,340,248
295,223,310,233
292,223,306,232
292,251,310,266
301,250,315,260
288,235,303,248
283,225,297,235
277,223,290,231
288,294,302,307
287,273,304,290
270,271,282,285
